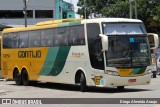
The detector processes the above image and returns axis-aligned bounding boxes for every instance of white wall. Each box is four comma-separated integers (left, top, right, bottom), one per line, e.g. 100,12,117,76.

0,19,54,26
0,0,56,10
0,0,56,25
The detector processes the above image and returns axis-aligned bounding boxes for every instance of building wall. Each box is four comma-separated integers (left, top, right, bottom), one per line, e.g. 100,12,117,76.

67,11,75,18
63,1,75,18
56,0,75,19
55,0,63,19
0,0,56,25
0,0,75,26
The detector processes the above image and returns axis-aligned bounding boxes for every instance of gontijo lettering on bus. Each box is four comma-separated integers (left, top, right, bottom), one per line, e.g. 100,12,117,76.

18,50,41,58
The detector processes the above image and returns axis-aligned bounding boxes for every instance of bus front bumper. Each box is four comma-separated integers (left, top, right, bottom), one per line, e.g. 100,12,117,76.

98,74,152,87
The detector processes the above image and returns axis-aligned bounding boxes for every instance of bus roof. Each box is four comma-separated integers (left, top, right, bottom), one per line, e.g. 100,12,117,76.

2,18,142,33
2,18,83,33
82,18,142,24
36,18,83,26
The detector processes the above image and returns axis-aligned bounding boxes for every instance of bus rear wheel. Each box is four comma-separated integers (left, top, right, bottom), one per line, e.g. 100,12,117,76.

22,70,29,86
14,69,22,85
80,73,87,92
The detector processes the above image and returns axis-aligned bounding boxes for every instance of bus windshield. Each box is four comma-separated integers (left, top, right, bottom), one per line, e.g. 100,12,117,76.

103,23,150,67
106,36,150,67
103,22,147,35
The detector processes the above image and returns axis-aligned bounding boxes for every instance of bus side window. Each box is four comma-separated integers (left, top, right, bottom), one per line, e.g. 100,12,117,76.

53,28,58,46
41,29,54,47
63,27,69,46
94,39,104,69
56,27,69,46
19,31,29,48
34,41,39,46
11,32,19,48
69,25,85,46
54,34,63,46
3,33,11,48
21,42,25,47
29,30,41,47
53,27,69,46
87,23,102,69
78,28,85,45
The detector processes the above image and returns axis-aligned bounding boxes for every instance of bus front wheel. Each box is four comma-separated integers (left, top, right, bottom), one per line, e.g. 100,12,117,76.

22,70,29,86
80,73,87,92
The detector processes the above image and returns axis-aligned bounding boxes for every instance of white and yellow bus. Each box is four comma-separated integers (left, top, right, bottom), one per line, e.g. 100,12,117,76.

1,18,158,92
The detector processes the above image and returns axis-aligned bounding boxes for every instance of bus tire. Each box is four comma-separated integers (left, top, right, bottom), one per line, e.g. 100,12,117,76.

152,71,157,78
117,86,124,91
80,73,87,92
14,70,22,85
22,69,29,86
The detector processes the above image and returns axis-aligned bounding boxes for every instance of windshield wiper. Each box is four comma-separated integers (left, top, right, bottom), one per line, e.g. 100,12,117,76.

132,51,144,68
121,50,145,68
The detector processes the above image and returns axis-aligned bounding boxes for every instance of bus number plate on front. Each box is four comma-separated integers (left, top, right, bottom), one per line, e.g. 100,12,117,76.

128,79,136,83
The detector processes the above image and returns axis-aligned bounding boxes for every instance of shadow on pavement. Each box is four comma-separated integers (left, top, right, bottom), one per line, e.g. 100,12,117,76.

8,81,151,93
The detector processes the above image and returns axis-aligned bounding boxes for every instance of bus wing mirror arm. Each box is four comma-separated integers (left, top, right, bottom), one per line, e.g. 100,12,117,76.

99,34,108,51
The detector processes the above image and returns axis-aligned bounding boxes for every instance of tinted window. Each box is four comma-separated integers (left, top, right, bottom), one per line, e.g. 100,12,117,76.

29,30,41,47
103,23,146,35
3,33,11,48
69,25,85,46
53,27,69,46
41,29,54,47
11,33,19,48
0,10,33,19
19,32,29,48
53,28,61,46
87,23,103,69
107,36,150,67
94,39,104,69
35,10,53,18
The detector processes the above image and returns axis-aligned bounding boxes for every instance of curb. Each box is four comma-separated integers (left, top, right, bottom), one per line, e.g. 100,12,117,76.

0,79,7,81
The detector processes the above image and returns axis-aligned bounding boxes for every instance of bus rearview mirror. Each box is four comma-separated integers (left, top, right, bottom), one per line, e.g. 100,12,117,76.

147,33,159,49
99,34,108,51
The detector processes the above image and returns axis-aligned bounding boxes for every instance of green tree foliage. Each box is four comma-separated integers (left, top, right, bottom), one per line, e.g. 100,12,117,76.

77,0,128,18
77,0,160,32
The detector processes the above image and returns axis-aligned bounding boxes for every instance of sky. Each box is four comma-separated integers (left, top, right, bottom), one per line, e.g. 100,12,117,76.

63,0,80,18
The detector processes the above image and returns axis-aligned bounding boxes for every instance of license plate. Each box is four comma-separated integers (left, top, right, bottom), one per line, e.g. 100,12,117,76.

128,79,136,83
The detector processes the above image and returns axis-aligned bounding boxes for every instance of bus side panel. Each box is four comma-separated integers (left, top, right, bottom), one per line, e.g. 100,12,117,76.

38,46,70,76
37,46,95,85
1,49,13,79
2,48,48,80
37,46,73,83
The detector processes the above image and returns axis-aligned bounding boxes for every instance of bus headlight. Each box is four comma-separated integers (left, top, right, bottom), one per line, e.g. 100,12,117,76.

144,69,152,75
105,70,120,76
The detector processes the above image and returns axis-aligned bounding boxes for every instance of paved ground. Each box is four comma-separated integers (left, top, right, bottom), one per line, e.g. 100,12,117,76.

0,76,160,107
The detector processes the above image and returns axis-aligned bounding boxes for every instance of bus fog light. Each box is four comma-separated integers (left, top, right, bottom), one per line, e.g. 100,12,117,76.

105,71,120,76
